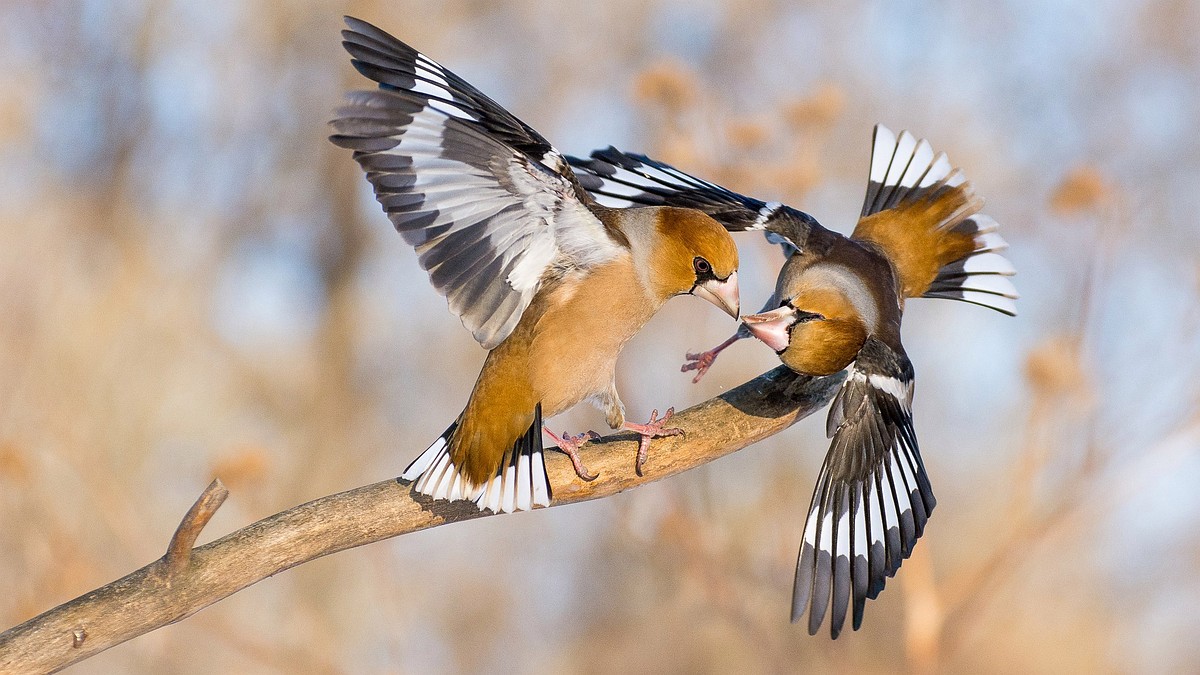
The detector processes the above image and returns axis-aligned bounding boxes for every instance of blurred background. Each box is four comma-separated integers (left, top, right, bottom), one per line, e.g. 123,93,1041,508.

2,0,1198,672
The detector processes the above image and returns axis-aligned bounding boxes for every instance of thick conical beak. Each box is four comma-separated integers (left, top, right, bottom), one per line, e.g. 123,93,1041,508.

742,306,796,353
693,272,740,319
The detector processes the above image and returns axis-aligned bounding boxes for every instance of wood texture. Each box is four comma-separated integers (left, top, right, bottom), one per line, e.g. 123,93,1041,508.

0,367,842,674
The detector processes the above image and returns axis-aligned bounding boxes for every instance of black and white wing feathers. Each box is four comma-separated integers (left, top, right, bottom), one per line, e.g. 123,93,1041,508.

792,337,936,638
330,17,621,349
568,147,823,255
341,16,561,171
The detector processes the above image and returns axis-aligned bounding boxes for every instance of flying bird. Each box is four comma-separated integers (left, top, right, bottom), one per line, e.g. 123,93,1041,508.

329,17,741,514
569,126,1016,637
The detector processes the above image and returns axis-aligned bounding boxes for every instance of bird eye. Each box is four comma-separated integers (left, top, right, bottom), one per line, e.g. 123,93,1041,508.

693,257,712,274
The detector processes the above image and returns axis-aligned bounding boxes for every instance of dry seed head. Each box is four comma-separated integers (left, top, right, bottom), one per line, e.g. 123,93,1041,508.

633,60,698,113
1050,166,1110,215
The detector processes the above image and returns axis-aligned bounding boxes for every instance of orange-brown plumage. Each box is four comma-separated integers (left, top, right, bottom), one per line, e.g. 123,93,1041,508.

648,207,741,297
779,287,869,376
451,208,738,488
852,184,982,298
452,337,540,486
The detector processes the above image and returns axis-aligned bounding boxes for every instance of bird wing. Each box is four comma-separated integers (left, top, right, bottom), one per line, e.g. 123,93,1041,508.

330,17,623,349
792,337,936,638
568,147,823,255
853,125,1018,315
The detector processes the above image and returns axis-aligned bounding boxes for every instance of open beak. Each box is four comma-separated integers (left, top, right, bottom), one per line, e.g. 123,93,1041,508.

692,272,740,319
741,306,797,353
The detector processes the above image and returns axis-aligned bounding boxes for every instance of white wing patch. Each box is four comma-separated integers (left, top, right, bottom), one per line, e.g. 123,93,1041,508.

753,201,783,229
867,372,913,404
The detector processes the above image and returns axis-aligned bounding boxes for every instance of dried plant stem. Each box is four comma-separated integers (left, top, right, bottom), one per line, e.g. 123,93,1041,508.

0,367,842,674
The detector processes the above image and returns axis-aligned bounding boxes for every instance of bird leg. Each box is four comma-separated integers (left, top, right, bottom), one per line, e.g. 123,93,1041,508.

543,427,600,482
623,408,684,476
681,332,745,383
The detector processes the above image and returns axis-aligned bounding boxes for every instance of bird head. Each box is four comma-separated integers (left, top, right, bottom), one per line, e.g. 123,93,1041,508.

650,207,740,318
742,286,868,376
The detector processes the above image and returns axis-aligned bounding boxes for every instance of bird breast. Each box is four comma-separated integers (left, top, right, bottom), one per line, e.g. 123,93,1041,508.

526,256,658,417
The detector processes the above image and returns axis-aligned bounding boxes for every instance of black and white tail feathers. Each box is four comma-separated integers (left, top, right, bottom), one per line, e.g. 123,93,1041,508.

862,125,1018,316
923,213,1017,314
401,404,551,513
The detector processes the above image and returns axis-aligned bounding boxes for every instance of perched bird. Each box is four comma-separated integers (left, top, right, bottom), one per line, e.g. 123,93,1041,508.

328,18,741,514
569,126,1016,637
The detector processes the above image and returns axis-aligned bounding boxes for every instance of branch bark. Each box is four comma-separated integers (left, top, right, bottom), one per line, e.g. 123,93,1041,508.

0,367,842,674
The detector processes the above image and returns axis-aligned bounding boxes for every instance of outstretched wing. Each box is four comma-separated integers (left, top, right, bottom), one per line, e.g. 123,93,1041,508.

568,147,824,255
330,17,622,349
792,337,936,638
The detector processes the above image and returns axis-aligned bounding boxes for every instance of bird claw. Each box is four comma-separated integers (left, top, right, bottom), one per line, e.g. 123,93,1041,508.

681,349,719,383
680,334,741,384
623,408,685,476
545,428,600,482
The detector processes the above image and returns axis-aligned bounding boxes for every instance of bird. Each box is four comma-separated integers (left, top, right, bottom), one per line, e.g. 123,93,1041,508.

328,17,741,515
568,125,1016,637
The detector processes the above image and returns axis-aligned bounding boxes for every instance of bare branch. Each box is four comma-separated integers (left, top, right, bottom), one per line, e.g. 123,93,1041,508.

163,479,229,578
0,367,841,674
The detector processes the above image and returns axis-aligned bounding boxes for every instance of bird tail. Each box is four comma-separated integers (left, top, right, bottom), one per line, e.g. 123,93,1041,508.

922,213,1018,315
400,404,552,513
856,125,1018,316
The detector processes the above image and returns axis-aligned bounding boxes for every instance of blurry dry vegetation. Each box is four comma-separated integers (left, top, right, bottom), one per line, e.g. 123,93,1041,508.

3,1,1200,673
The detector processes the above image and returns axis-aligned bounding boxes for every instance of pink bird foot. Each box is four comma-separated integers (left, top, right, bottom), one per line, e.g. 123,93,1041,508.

544,428,600,482
681,334,742,383
623,408,684,476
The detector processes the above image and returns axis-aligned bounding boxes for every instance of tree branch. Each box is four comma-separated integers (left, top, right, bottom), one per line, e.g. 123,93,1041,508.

163,479,229,579
0,367,842,674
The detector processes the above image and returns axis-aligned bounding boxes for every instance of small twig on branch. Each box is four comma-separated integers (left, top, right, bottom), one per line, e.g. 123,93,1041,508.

163,479,229,578
0,366,842,674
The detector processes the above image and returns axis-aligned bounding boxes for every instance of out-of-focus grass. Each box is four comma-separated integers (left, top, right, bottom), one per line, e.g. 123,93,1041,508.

2,1,1199,673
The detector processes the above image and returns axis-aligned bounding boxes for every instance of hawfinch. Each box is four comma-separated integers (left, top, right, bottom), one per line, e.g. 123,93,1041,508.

569,126,1016,637
329,18,741,514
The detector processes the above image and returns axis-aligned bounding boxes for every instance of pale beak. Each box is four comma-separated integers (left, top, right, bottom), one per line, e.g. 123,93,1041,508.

693,272,740,319
742,306,797,353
